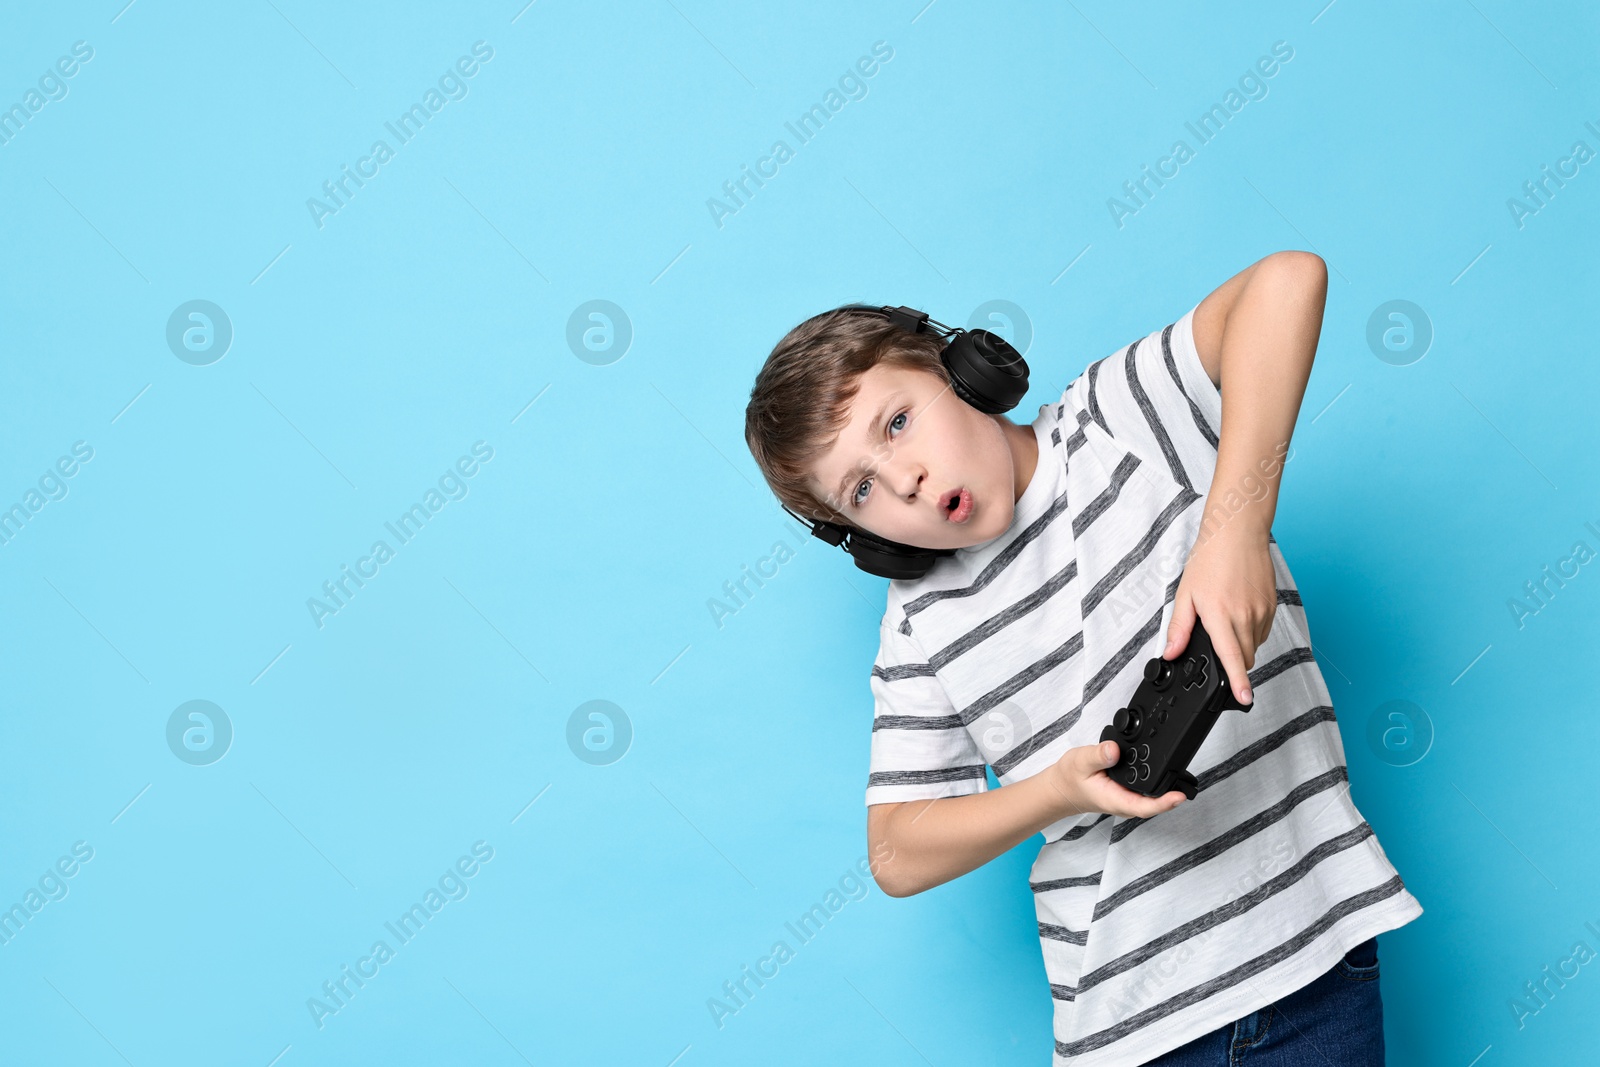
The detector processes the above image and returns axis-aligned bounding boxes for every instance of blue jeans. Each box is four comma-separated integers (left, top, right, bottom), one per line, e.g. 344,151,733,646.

1141,937,1384,1066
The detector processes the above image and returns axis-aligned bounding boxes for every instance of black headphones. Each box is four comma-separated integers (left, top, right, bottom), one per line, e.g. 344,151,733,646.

781,304,1030,581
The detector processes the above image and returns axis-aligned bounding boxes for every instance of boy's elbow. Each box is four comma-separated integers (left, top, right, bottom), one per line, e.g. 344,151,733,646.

867,804,923,898
877,873,915,898
876,868,928,898
1268,250,1327,291
866,841,911,898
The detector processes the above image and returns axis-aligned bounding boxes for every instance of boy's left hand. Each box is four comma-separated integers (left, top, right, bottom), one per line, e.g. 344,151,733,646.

1161,521,1277,706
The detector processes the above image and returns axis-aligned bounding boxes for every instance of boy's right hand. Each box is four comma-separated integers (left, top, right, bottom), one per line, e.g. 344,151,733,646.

1047,740,1189,819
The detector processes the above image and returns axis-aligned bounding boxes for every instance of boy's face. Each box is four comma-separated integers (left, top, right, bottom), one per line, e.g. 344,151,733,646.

807,364,1025,552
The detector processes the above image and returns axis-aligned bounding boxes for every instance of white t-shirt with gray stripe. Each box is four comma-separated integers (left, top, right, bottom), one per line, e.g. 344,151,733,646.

864,304,1422,1066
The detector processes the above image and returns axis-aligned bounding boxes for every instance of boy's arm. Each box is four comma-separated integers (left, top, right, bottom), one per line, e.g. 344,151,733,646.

867,739,1187,898
1164,250,1328,701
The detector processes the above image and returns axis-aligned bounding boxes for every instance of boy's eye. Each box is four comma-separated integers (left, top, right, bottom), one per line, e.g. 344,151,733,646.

851,409,910,508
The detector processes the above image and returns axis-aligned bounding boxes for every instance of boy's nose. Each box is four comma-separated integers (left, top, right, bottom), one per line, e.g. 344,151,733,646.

889,464,925,499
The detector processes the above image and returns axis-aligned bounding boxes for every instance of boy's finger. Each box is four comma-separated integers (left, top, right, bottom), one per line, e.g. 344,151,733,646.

1209,619,1254,705
1073,741,1123,785
1141,791,1188,816
1112,794,1185,818
1082,746,1189,815
1085,739,1119,772
1124,794,1183,817
1164,594,1196,659
1091,776,1188,817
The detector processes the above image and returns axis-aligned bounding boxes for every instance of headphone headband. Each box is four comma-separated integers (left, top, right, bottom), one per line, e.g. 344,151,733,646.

783,303,1031,582
851,303,949,338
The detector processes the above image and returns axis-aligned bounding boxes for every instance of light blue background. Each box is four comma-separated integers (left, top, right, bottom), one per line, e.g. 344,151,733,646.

1,1,1595,1064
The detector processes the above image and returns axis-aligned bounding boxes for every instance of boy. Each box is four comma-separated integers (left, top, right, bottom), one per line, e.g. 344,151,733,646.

742,251,1422,1066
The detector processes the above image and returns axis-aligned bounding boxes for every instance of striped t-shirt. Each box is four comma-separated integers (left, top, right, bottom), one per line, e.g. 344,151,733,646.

864,304,1422,1066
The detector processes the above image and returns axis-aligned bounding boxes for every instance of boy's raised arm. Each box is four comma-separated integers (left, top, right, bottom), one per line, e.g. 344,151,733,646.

1164,250,1327,703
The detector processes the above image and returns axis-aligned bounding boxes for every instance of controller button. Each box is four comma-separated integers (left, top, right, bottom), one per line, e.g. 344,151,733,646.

1136,763,1150,781
1138,744,1150,761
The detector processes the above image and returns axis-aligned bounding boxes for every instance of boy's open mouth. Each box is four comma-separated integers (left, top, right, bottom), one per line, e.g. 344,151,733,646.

940,487,973,524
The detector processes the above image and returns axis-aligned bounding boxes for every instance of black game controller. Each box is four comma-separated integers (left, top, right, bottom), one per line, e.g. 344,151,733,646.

1098,618,1251,800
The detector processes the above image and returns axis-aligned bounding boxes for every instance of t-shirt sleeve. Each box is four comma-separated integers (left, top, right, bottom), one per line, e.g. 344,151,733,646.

1081,303,1223,495
864,619,990,807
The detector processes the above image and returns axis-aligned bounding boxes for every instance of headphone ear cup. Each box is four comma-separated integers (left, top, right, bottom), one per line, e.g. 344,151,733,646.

942,328,1029,414
844,527,953,582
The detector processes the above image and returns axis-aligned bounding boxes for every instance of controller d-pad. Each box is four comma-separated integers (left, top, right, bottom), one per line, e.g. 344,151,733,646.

1181,653,1211,691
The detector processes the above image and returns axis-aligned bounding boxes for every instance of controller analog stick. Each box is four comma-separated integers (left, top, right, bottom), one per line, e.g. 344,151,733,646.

1144,659,1173,689
1112,707,1142,737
